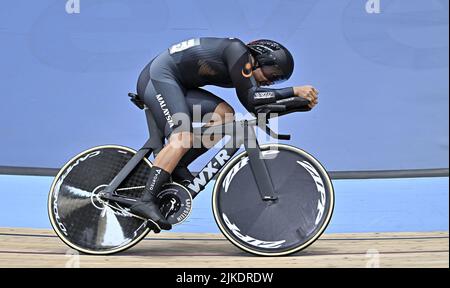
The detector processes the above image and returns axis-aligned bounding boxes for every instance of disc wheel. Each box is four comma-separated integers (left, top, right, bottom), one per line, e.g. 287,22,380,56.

212,144,335,256
48,145,153,255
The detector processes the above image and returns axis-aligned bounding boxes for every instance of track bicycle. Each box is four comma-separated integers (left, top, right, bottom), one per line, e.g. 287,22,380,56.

48,92,334,256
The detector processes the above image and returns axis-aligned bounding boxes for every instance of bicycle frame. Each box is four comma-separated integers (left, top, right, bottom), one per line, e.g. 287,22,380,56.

101,106,290,205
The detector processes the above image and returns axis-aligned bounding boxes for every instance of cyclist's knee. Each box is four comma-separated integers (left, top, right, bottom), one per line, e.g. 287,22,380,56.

168,131,193,151
212,102,235,124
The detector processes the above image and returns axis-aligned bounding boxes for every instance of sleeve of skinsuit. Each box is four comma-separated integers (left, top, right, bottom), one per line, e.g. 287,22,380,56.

223,39,296,113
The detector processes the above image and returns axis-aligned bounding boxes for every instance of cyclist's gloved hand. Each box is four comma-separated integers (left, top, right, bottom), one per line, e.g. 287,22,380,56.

293,86,319,109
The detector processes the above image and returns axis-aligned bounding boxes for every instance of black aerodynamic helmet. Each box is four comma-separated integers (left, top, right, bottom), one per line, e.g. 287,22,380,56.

247,39,294,84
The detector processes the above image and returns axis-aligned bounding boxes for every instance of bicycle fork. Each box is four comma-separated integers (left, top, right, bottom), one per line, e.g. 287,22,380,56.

243,120,279,202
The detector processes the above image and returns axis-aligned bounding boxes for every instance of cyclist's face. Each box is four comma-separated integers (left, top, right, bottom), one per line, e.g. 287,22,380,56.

253,68,274,87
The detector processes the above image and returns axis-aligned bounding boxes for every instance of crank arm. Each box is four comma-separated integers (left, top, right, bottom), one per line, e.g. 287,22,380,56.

100,194,139,207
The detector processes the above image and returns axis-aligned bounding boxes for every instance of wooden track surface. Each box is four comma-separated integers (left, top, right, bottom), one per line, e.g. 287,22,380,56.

0,228,448,268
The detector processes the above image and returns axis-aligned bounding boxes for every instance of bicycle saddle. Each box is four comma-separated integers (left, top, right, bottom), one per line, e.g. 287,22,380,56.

128,93,145,110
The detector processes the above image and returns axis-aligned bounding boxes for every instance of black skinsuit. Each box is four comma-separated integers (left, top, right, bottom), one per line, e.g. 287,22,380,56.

137,37,295,137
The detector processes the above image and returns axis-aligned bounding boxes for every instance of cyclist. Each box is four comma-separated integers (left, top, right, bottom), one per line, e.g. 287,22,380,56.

132,37,319,230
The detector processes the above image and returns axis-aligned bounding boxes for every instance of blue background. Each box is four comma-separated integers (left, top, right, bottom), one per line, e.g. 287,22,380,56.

0,175,447,233
0,0,448,171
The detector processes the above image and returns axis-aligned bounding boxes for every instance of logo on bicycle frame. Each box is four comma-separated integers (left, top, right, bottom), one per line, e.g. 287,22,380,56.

188,150,231,192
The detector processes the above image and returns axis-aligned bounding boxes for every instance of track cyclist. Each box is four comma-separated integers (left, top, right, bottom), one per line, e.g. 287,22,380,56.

132,37,319,231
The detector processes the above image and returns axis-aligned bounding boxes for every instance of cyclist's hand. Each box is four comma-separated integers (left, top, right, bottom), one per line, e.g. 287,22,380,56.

293,86,319,109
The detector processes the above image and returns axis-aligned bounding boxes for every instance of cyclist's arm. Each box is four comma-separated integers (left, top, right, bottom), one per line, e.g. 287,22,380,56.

223,40,296,112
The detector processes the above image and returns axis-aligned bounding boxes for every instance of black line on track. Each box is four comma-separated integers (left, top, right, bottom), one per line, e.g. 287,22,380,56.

1,166,448,179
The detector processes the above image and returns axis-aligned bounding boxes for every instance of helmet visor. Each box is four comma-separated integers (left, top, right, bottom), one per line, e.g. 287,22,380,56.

260,65,288,84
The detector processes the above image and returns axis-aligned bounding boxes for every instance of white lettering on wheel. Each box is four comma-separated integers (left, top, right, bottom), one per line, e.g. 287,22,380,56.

222,213,286,249
297,161,326,225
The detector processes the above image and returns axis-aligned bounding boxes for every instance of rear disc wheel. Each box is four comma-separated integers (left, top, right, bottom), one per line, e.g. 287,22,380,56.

48,145,153,255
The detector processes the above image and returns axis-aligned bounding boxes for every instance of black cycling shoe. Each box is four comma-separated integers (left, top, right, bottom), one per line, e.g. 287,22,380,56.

130,200,172,231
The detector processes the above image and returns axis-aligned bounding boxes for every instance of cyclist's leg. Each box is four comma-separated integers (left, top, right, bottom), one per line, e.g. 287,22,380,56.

186,88,235,128
144,78,193,170
133,64,193,230
172,88,235,183
187,87,235,149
